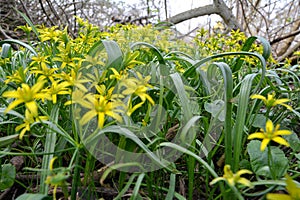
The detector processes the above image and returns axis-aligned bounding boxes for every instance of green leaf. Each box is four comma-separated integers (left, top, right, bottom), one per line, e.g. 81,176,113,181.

0,39,37,56
0,134,19,148
247,140,288,178
86,39,123,72
283,132,300,152
14,9,39,37
0,164,16,190
204,99,225,121
165,173,176,200
15,194,50,200
1,43,12,58
251,114,267,129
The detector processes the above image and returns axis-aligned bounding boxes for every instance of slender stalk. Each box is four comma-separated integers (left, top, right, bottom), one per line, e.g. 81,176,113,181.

267,145,276,179
71,149,81,200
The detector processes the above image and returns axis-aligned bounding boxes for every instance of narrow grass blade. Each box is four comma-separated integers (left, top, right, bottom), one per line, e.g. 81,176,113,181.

113,174,138,200
14,9,39,39
165,173,176,200
130,173,145,200
232,73,258,171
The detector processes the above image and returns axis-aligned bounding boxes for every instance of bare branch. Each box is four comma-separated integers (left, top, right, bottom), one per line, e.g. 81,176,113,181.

166,0,242,31
167,4,217,25
213,0,243,31
277,41,300,62
270,29,300,45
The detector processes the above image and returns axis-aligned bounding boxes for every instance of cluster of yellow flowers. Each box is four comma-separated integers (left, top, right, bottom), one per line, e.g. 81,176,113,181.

2,17,157,140
210,92,295,198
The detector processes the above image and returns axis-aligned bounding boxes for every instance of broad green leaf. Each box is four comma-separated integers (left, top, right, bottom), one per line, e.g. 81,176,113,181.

283,132,300,152
247,140,288,179
0,164,16,190
251,114,267,129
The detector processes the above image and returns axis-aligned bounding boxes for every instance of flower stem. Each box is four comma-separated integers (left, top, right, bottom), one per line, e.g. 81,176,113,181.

267,145,276,179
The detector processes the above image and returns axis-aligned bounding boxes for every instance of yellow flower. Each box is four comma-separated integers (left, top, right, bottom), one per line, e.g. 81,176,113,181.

2,78,51,116
31,65,59,83
38,26,62,42
60,70,89,92
52,42,82,70
82,55,105,69
248,119,292,151
122,72,154,103
77,94,124,128
45,157,69,200
16,109,48,140
43,81,70,104
267,174,300,200
251,93,293,110
121,72,154,115
122,51,144,69
210,165,253,188
5,68,28,84
16,24,32,34
30,55,50,70
109,68,126,80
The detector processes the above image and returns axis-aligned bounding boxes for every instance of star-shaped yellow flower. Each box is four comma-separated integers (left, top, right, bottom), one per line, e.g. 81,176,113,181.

78,94,124,128
267,174,300,200
210,165,253,188
16,109,48,140
43,81,70,104
121,72,154,115
2,78,51,116
251,93,293,110
248,119,292,151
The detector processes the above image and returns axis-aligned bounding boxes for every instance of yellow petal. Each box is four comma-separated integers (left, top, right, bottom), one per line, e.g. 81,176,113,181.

251,94,266,101
5,99,24,113
18,127,28,140
49,157,57,171
248,132,265,140
97,112,105,128
266,193,292,200
106,111,122,122
272,137,290,147
237,177,253,188
80,110,96,126
209,177,225,185
2,90,22,98
266,119,274,133
25,101,38,117
275,130,292,136
273,98,290,105
31,80,45,94
260,138,271,151
281,103,293,111
285,174,300,197
236,169,252,176
52,94,57,104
